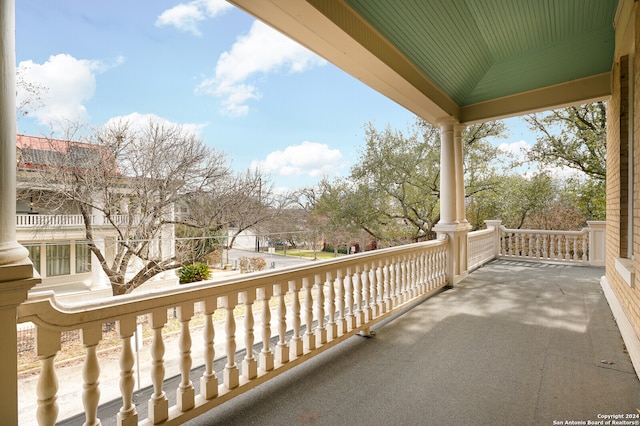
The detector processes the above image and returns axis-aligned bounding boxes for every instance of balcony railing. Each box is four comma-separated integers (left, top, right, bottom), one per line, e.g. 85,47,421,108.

14,220,606,425
16,214,86,228
18,239,448,425
16,214,142,228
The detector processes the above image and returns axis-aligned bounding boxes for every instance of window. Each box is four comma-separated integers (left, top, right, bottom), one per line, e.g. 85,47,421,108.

46,243,70,276
75,242,92,273
25,244,41,274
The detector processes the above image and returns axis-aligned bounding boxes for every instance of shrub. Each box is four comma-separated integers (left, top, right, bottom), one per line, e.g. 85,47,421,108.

179,262,211,284
250,256,267,271
239,256,267,273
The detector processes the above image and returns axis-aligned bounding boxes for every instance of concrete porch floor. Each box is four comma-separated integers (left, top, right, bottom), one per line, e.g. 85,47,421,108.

183,260,640,426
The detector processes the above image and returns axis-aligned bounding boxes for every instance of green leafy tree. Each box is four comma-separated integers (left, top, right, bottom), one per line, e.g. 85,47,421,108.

315,119,508,245
525,102,606,180
524,102,606,221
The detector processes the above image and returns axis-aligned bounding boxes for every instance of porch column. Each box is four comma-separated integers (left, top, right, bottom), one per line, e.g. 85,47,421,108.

434,119,471,286
0,0,26,267
437,119,457,225
454,125,467,224
0,0,39,423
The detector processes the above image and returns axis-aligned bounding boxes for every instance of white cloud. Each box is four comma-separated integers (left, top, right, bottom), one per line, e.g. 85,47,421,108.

155,0,233,37
17,53,125,126
251,141,344,178
498,140,530,156
104,112,208,137
498,139,531,165
197,20,326,116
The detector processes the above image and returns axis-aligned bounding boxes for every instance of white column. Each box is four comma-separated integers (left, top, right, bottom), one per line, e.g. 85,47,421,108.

0,0,28,267
437,119,457,225
454,125,467,224
434,118,471,287
0,1,38,423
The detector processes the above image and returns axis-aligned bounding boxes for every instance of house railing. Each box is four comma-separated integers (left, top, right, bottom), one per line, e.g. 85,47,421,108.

16,214,86,228
16,214,143,228
17,239,448,426
467,220,606,268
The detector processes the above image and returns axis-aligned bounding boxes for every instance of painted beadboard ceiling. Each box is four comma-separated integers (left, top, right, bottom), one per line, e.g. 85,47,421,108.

344,0,617,106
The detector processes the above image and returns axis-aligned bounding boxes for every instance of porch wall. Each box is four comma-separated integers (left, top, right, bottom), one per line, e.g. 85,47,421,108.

605,0,640,372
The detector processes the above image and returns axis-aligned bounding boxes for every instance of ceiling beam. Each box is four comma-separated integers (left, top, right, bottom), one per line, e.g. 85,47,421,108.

459,72,612,124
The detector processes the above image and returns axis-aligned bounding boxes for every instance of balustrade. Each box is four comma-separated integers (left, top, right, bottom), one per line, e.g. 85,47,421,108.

499,228,589,264
17,239,448,425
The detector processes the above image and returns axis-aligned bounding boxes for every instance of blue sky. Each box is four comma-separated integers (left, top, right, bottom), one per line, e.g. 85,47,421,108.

15,0,536,190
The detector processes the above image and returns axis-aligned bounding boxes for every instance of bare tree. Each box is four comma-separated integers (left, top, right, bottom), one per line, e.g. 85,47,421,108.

18,118,231,295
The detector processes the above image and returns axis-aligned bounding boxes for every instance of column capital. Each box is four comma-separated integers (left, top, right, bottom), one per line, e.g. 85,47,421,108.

436,117,458,129
454,124,466,135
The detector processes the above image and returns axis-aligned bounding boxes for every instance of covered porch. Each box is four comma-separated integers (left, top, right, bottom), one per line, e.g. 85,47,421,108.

184,260,636,426
2,0,640,425
45,259,638,426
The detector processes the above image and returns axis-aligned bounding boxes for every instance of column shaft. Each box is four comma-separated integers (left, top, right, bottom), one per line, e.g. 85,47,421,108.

0,0,28,266
438,120,457,225
454,125,467,223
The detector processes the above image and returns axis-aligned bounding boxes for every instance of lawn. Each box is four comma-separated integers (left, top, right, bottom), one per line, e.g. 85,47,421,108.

274,249,338,260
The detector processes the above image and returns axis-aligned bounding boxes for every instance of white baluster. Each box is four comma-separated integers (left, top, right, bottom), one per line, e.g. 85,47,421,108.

550,234,556,260
222,294,239,389
201,298,218,400
376,260,391,315
336,269,347,336
81,325,102,426
177,304,194,412
117,317,138,426
414,255,421,296
400,256,408,303
325,271,337,341
314,274,327,346
437,249,444,286
36,328,60,426
353,265,363,327
302,276,316,352
369,262,379,318
573,236,579,261
289,279,303,359
582,233,588,262
148,309,168,423
344,268,355,331
565,235,571,261
242,290,257,380
389,259,398,307
411,255,421,297
274,284,289,364
362,264,372,322
258,286,274,372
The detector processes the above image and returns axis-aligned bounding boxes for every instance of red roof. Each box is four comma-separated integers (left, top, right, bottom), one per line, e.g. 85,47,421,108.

16,134,119,174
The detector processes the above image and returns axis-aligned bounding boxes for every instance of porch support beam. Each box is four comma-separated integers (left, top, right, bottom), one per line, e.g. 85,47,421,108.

0,0,39,423
434,119,471,286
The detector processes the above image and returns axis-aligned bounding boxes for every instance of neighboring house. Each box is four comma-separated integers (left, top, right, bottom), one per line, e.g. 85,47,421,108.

15,134,177,301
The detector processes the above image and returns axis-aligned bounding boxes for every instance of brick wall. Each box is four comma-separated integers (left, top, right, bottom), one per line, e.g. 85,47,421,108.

606,6,640,337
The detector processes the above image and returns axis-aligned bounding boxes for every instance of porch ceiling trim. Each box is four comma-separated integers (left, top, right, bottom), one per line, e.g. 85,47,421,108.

460,72,612,124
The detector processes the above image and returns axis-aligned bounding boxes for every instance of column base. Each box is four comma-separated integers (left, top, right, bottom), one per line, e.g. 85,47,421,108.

0,241,29,269
434,222,472,286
